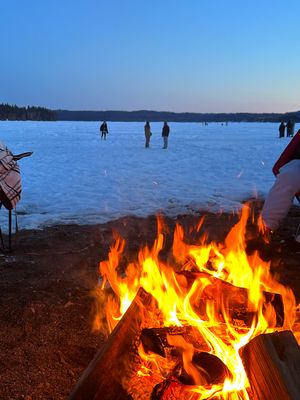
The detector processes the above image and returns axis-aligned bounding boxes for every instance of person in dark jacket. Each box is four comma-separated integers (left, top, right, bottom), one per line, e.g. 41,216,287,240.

162,122,170,149
144,121,152,148
286,120,294,137
100,121,108,140
279,122,285,138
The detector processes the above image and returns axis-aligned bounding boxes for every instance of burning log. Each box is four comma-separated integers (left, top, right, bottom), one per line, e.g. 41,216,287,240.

240,330,300,400
187,351,232,385
141,327,232,389
151,377,199,400
151,350,233,400
140,326,210,357
178,271,284,328
68,287,155,400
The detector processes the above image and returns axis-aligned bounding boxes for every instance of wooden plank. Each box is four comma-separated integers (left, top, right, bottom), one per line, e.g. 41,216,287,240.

68,287,154,400
240,330,300,400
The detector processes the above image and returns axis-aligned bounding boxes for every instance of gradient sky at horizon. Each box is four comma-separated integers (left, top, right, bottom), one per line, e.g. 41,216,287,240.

1,0,300,113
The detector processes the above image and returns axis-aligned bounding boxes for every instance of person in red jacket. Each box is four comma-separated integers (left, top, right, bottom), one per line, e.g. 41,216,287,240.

260,131,300,233
261,160,300,233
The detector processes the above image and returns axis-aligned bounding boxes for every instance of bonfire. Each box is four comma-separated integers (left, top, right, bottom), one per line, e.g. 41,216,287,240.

70,205,300,400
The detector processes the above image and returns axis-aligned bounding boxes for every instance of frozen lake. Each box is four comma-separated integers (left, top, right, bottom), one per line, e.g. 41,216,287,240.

0,121,296,230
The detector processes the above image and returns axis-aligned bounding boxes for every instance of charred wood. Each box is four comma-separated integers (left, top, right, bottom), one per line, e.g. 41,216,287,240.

185,352,232,385
140,326,210,357
151,377,199,400
177,271,284,328
141,327,231,387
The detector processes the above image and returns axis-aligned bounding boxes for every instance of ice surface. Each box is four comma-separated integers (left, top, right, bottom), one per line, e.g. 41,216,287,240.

0,121,295,230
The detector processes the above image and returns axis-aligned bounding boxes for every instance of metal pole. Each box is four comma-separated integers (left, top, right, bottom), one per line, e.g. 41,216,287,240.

8,209,12,252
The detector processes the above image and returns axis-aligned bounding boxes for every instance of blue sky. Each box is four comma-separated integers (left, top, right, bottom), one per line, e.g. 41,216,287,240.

1,0,300,112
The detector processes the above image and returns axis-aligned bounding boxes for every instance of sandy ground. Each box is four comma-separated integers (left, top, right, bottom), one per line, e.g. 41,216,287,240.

0,201,299,399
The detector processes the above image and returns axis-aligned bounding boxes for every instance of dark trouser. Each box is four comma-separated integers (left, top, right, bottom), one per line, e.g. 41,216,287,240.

145,135,151,148
163,136,168,148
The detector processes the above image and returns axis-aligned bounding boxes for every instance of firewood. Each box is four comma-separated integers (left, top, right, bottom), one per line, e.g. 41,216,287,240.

240,330,300,400
177,271,284,328
68,287,155,400
189,351,232,385
140,326,210,357
126,373,164,400
151,377,199,400
141,327,231,387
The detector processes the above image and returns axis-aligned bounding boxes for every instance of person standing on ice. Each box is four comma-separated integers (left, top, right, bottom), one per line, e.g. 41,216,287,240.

100,121,108,140
144,121,152,148
260,130,300,234
162,121,170,149
279,122,285,138
286,120,294,137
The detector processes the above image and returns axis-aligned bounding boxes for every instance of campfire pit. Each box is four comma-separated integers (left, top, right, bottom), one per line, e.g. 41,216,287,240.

69,206,300,400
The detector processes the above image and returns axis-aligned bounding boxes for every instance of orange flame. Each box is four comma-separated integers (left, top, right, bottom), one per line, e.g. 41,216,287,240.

94,206,299,399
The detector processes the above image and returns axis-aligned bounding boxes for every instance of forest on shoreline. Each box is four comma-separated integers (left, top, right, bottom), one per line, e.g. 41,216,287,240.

0,104,55,121
56,109,300,122
1,103,300,122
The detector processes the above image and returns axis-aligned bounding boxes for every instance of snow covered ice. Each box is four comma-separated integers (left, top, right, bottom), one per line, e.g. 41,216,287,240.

0,121,297,230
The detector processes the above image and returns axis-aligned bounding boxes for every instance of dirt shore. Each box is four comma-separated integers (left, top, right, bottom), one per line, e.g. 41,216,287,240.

0,202,299,399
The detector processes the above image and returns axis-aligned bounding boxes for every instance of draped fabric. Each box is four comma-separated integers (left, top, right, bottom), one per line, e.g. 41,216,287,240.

0,144,22,210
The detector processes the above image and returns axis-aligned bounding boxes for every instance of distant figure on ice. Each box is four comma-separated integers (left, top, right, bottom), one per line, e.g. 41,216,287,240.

162,122,170,149
286,120,294,137
144,121,152,148
279,122,285,138
100,121,108,140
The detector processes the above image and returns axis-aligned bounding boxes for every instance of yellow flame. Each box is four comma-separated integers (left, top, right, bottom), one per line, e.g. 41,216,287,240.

94,207,299,399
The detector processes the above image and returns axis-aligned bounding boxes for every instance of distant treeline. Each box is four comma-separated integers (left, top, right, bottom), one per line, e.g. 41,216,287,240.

0,104,56,121
2,104,300,122
55,109,300,123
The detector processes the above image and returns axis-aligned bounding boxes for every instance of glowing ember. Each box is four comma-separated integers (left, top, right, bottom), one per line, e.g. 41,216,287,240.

94,205,299,399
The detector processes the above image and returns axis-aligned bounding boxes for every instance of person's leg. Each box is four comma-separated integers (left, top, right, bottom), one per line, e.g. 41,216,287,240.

261,160,300,230
145,136,150,147
163,137,168,148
